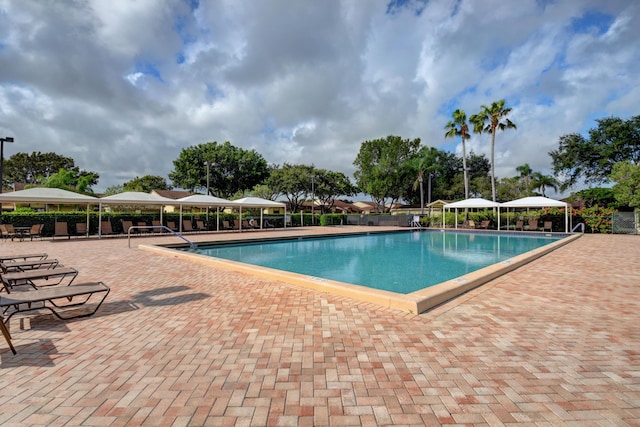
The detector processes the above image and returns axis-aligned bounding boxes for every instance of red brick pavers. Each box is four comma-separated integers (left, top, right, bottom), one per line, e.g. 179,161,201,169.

0,229,638,426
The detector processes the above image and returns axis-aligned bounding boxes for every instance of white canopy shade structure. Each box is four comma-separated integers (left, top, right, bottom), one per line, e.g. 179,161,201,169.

443,198,501,229
176,194,233,232
231,196,287,231
98,192,178,236
500,196,569,233
0,188,99,236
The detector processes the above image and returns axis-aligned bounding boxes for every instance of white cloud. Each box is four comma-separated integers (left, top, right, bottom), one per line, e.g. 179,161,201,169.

0,0,638,197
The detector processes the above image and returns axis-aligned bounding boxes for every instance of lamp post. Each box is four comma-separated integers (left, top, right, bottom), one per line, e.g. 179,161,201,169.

311,175,315,226
203,160,213,221
0,137,14,224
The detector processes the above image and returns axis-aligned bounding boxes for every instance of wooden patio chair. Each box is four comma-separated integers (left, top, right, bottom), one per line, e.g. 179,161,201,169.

151,220,164,233
543,221,553,232
54,222,70,240
101,221,117,235
528,219,539,231
514,220,524,231
25,224,44,241
75,223,88,237
182,220,195,233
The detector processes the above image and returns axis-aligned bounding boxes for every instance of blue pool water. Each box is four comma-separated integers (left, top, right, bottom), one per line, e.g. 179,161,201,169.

189,231,564,294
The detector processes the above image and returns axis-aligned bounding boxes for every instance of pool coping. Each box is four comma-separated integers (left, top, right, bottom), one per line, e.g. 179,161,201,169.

139,230,582,314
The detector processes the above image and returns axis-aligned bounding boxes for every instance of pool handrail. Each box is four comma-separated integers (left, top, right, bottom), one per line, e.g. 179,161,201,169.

127,225,196,249
571,222,585,233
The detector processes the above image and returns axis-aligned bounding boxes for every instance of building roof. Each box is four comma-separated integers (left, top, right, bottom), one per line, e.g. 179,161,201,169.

152,189,195,200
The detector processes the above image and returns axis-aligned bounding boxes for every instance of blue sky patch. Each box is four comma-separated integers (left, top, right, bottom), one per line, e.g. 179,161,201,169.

571,11,613,35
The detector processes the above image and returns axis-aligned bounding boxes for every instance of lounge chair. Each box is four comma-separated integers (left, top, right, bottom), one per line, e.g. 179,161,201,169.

0,281,110,354
54,222,70,240
465,220,476,229
528,219,539,231
0,253,48,262
514,220,524,231
101,220,117,235
1,266,78,292
28,224,44,241
1,258,59,274
166,221,179,232
182,220,195,233
263,219,275,229
478,220,490,229
75,223,88,237
543,221,553,232
196,220,206,232
222,220,233,230
410,215,422,228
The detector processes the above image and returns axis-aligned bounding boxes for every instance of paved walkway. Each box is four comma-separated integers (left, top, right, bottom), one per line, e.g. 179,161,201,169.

0,228,638,426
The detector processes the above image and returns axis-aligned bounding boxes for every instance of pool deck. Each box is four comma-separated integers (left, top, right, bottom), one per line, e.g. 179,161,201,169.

0,227,638,426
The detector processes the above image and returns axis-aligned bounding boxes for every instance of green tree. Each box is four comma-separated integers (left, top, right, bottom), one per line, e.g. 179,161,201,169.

104,184,124,196
532,172,559,197
169,141,269,198
353,135,420,212
267,163,315,213
4,151,99,190
549,115,640,190
313,169,357,214
515,163,534,192
568,187,617,209
611,161,640,208
444,109,472,199
37,168,99,195
470,99,517,202
123,175,171,193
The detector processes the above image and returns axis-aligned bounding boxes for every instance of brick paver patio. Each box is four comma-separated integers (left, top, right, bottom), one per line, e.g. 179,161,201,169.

0,228,638,426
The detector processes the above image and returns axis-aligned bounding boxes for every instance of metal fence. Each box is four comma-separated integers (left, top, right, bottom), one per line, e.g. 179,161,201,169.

612,212,638,234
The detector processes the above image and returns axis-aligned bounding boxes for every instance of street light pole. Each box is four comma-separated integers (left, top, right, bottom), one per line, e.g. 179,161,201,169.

0,137,14,224
204,161,211,222
311,176,315,226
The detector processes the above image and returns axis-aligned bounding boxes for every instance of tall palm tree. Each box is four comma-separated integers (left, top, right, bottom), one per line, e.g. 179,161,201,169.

470,99,517,202
516,163,534,192
411,156,428,215
532,172,559,197
444,109,471,199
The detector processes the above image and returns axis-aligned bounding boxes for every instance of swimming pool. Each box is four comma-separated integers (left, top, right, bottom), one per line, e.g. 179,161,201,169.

187,230,566,294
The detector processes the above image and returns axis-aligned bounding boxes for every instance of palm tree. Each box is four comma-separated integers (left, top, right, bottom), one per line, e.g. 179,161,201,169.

444,109,471,199
516,163,534,192
411,156,428,215
470,99,517,202
532,172,559,197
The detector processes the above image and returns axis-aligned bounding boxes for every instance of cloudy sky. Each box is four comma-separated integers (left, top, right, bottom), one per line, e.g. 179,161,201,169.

0,0,638,197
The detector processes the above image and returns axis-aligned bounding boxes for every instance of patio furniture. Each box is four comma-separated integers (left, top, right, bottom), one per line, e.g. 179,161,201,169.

196,220,206,232
121,220,136,234
0,224,18,241
1,259,59,274
1,267,78,293
0,253,48,262
151,220,163,233
543,221,553,232
75,223,88,237
182,220,195,233
166,221,179,232
1,281,110,354
101,221,117,235
28,224,44,241
478,220,490,229
514,220,524,231
54,222,71,240
528,219,539,231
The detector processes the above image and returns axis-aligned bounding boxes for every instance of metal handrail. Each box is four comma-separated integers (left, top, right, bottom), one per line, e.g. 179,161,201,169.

127,226,196,249
571,222,585,233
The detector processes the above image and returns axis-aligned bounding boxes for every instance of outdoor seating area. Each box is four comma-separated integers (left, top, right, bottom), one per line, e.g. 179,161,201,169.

0,252,110,355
